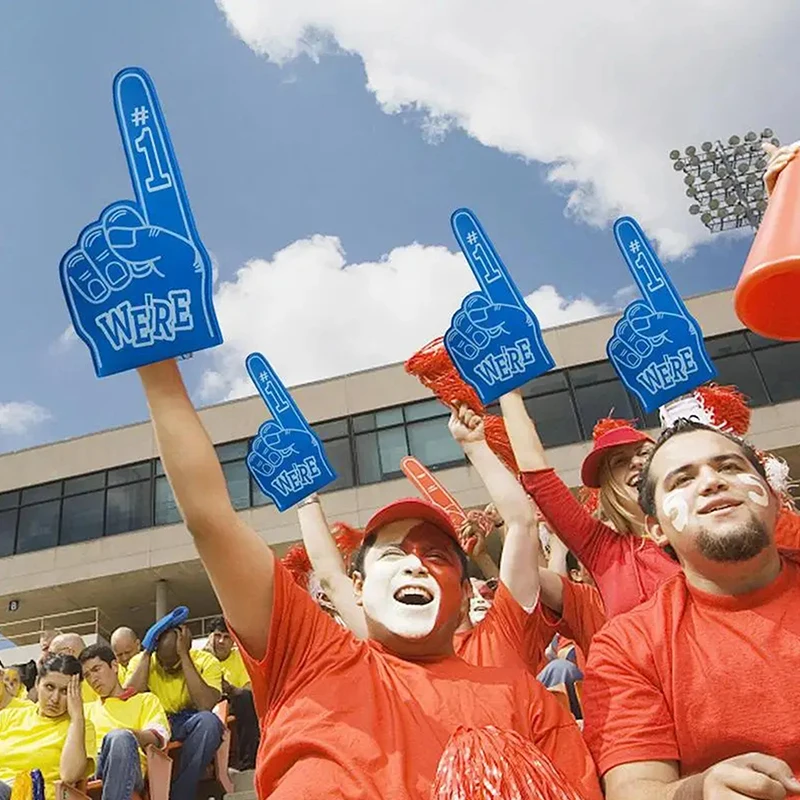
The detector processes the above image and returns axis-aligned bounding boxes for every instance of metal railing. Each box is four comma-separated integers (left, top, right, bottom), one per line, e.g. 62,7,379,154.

0,607,111,647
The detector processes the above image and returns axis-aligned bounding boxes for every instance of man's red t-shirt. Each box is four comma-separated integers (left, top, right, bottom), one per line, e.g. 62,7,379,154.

454,582,551,673
235,558,602,800
583,552,800,779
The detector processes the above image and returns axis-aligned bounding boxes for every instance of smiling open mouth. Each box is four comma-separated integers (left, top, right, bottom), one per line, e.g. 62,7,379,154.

394,586,434,605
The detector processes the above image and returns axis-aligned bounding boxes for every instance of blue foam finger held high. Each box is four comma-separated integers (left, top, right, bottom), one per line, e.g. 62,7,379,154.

607,216,716,413
60,67,222,378
444,208,554,404
245,353,337,512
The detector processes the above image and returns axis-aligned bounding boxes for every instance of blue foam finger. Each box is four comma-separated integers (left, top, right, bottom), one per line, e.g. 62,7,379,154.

444,209,554,404
59,67,222,378
607,215,716,412
141,605,190,652
245,352,337,511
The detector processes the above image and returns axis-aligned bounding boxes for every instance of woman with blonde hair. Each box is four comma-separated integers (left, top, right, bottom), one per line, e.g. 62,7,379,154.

499,391,680,618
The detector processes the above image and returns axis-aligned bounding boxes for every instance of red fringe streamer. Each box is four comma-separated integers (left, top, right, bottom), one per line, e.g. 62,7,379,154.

432,726,588,800
405,338,518,474
282,521,365,588
695,384,751,436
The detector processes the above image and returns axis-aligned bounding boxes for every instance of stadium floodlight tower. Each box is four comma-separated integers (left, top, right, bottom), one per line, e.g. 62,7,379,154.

670,129,780,233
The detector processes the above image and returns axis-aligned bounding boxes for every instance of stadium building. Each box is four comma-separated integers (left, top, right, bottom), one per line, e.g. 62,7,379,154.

2,287,799,661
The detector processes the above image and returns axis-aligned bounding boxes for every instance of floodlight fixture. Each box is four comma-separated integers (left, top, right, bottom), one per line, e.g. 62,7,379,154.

669,129,780,233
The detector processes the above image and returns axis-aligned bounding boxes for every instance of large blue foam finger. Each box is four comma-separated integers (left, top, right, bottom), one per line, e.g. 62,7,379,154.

142,605,189,652
245,352,337,511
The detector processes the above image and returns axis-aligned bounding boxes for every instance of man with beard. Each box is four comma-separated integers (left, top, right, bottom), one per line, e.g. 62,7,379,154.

135,359,601,800
582,419,800,800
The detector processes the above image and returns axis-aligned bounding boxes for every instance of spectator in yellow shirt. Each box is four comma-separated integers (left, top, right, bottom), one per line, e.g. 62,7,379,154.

206,618,259,770
0,665,33,711
110,627,142,686
0,654,95,800
79,644,170,800
49,633,100,704
126,625,223,800
2,665,28,700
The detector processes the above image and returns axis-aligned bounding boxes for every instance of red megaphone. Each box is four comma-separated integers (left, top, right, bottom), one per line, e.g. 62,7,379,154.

734,156,800,341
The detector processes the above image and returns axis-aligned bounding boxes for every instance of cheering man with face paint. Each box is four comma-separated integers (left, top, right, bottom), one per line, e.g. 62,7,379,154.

134,359,601,800
582,419,800,800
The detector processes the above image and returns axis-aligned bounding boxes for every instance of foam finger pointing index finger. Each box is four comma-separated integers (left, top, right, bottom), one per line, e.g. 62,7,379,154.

613,216,685,318
113,67,191,239
451,208,523,309
246,352,306,432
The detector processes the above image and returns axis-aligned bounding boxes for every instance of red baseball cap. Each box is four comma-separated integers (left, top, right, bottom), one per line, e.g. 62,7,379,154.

364,498,460,543
580,426,653,489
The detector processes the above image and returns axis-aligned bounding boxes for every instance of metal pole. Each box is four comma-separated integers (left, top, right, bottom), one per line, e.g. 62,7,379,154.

155,580,168,621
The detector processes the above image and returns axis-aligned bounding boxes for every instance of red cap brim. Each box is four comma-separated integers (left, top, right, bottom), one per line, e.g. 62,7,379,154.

580,428,653,488
364,498,460,543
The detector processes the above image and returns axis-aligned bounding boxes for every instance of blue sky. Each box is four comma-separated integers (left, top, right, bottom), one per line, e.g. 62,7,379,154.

0,1,762,453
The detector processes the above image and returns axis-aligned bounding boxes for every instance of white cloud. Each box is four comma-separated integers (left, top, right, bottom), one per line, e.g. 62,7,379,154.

216,0,800,258
51,325,78,354
200,235,606,401
0,402,51,435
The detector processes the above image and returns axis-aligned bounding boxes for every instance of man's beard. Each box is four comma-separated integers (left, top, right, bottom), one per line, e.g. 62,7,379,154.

695,517,770,562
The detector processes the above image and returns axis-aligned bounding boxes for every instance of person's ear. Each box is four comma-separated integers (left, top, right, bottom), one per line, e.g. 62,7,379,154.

645,514,670,548
352,572,365,607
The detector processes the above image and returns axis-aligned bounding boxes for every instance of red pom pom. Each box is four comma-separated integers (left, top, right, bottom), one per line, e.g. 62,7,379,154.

695,384,751,436
432,726,588,800
281,543,313,590
578,485,600,516
591,417,638,442
776,507,800,551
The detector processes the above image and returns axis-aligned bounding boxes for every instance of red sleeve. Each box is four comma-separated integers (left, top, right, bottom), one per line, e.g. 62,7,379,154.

526,676,604,800
487,583,552,672
520,469,615,574
228,555,356,719
582,621,679,776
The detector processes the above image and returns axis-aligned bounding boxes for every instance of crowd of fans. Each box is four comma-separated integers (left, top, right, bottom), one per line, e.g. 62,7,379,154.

0,616,259,800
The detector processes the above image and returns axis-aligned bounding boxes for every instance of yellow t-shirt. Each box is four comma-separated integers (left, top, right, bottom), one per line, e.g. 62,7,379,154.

85,692,170,774
82,680,99,704
127,650,222,714
0,705,96,800
219,649,250,689
117,662,129,686
5,695,34,710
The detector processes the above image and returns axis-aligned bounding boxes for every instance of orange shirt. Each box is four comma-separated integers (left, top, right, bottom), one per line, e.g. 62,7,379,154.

454,582,550,673
542,578,607,673
235,558,602,800
583,552,800,779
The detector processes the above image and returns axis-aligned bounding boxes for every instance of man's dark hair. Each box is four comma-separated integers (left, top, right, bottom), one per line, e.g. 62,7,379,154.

352,531,470,581
565,551,580,575
78,644,116,667
38,653,83,681
638,419,767,516
209,617,228,634
14,661,38,691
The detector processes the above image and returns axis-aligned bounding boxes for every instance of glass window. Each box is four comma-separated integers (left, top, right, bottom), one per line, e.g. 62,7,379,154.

154,476,181,525
64,472,105,496
16,501,60,553
60,491,105,544
21,482,61,505
569,361,619,387
404,399,448,422
705,333,748,358
222,461,250,510
712,353,769,407
355,428,408,484
754,342,800,404
407,418,464,467
321,438,355,492
0,491,19,511
524,392,582,448
745,331,780,350
352,407,403,433
0,509,17,557
313,419,349,440
251,478,273,507
632,398,660,430
522,371,568,397
216,441,249,462
574,382,634,439
106,482,152,535
155,459,165,476
107,462,151,487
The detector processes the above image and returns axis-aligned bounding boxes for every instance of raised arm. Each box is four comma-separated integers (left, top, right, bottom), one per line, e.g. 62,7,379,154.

61,676,89,784
498,389,549,471
137,360,274,660
296,495,368,638
450,405,539,609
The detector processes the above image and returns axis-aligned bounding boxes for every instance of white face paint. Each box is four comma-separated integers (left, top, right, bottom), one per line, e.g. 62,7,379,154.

360,530,442,640
735,473,769,507
468,596,491,626
662,490,689,532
